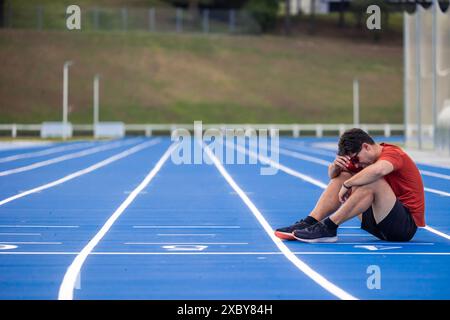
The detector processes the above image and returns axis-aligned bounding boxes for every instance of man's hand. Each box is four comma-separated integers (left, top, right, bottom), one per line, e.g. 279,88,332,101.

339,183,352,203
329,155,352,179
334,155,351,171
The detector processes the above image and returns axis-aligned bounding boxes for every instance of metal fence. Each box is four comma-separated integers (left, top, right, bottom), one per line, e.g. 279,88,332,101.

3,5,261,34
0,123,405,138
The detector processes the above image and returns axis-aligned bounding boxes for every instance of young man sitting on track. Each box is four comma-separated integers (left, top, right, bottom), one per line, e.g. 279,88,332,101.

275,128,425,243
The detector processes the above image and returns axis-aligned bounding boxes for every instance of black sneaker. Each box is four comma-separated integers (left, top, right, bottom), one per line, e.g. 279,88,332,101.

274,219,313,241
292,221,338,243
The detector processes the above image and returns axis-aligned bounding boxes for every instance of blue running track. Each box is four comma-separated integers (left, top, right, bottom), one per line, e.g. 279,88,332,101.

0,136,448,300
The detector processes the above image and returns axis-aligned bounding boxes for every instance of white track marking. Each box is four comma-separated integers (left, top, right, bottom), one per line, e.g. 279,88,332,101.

310,142,338,152
232,144,450,242
58,143,176,300
338,234,374,237
423,226,450,240
0,241,61,244
157,234,216,236
0,141,97,163
0,233,41,236
0,139,140,177
233,144,327,189
0,139,160,207
311,242,434,245
344,226,449,240
282,141,336,157
125,242,434,246
0,244,17,250
0,225,79,228
416,161,450,170
133,225,241,229
424,187,450,197
419,170,450,181
2,251,450,255
125,242,248,245
278,148,331,166
205,142,357,300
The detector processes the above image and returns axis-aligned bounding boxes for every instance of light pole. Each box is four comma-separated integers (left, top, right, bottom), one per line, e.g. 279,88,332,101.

93,74,100,126
353,78,360,127
63,60,73,139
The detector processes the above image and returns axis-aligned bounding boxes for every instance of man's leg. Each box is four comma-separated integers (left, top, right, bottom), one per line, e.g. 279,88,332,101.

329,177,396,225
293,177,396,243
275,171,352,240
309,171,352,221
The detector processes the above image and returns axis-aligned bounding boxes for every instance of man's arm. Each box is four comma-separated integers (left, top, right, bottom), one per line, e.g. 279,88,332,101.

343,160,394,188
328,163,342,179
329,155,351,179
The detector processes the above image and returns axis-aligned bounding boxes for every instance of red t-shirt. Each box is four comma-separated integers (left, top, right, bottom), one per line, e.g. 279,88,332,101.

378,143,425,227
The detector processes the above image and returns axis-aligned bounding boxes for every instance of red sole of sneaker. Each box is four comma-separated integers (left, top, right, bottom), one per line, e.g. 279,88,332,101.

274,231,296,241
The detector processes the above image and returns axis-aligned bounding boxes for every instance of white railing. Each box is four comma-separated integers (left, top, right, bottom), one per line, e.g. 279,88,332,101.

0,123,406,138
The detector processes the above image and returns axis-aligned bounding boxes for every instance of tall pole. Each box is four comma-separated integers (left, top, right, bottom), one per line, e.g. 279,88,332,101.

353,78,360,127
431,0,437,149
403,11,409,144
93,74,100,125
63,61,73,139
415,7,422,149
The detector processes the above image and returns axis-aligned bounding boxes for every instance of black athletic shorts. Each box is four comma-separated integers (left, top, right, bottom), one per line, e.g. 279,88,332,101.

361,199,417,242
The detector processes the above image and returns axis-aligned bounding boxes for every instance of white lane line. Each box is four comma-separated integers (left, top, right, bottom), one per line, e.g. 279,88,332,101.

157,234,216,236
423,226,450,240
2,251,450,255
419,170,450,181
58,142,176,301
416,161,450,170
247,144,450,240
0,233,41,236
0,244,17,250
125,242,249,245
0,225,79,228
234,144,327,189
281,141,336,157
0,141,97,163
126,241,433,245
0,138,140,177
310,242,434,245
343,226,449,241
0,241,61,244
279,148,330,166
424,187,450,197
338,234,374,237
310,142,338,152
133,225,241,229
205,142,357,300
0,139,161,207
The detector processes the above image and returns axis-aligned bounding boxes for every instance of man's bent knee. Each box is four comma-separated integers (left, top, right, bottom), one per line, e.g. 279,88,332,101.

354,177,390,193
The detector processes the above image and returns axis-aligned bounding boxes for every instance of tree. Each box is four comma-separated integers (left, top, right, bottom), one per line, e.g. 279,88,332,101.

284,0,290,35
308,0,316,34
244,0,279,32
338,0,346,28
349,0,367,29
187,0,200,26
0,0,5,28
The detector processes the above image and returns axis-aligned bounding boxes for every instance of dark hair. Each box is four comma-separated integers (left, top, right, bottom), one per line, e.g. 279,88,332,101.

338,128,375,156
